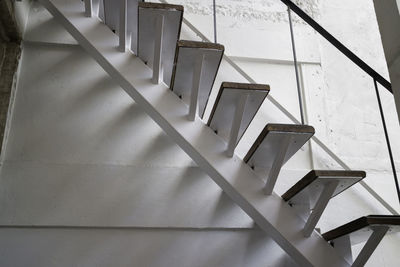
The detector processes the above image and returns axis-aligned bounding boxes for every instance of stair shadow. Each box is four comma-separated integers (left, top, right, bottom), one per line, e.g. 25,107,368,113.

209,189,254,227
62,75,118,116
242,229,300,267
132,131,181,166
20,43,86,91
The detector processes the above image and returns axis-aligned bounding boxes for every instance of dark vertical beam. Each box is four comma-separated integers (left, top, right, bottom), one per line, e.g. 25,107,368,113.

0,0,22,157
0,0,21,42
373,79,400,205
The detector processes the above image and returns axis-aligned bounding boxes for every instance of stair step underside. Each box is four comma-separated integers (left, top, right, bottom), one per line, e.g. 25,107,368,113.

207,82,269,149
281,170,367,238
244,124,315,167
282,170,366,203
323,215,400,244
102,0,143,53
138,2,183,86
39,0,350,266
170,40,224,119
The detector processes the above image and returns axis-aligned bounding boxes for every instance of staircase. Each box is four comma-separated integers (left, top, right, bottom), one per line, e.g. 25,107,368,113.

35,0,399,266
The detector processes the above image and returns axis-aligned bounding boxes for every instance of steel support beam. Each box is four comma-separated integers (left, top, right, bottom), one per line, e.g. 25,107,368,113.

303,181,339,237
263,135,291,195
152,14,164,84
188,53,204,121
352,226,389,267
226,93,248,157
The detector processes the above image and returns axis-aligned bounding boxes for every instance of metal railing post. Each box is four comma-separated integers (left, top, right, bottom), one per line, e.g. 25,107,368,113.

213,0,217,43
374,79,400,205
287,8,305,125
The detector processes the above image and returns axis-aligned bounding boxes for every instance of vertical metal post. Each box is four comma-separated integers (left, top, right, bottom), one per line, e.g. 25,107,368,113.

213,0,217,43
298,64,315,169
352,226,389,267
227,94,248,157
332,235,353,265
263,135,291,195
374,79,400,205
188,53,205,121
153,15,164,84
287,7,305,125
303,180,339,237
85,0,93,17
119,0,127,52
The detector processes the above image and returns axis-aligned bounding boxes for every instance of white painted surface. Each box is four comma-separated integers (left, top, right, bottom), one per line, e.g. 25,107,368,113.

0,160,254,228
1,4,301,265
165,0,321,63
37,0,350,265
0,1,324,266
0,228,298,267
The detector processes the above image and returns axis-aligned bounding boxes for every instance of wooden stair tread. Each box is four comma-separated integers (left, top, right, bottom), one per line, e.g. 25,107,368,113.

207,82,270,126
206,82,269,148
264,123,315,134
170,40,224,118
220,82,270,91
138,2,184,11
244,123,315,164
177,40,224,50
137,2,183,86
282,170,366,201
102,0,142,52
322,215,400,242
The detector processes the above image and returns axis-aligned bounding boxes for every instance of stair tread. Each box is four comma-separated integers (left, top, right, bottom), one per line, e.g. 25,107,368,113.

103,0,142,52
207,82,269,147
264,123,315,134
220,82,270,91
177,40,224,50
138,2,184,11
282,170,366,201
170,40,224,118
244,123,315,164
138,2,183,86
322,215,400,242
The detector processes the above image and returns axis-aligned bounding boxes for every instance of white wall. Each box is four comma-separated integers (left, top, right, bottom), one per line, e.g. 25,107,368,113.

315,0,400,211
